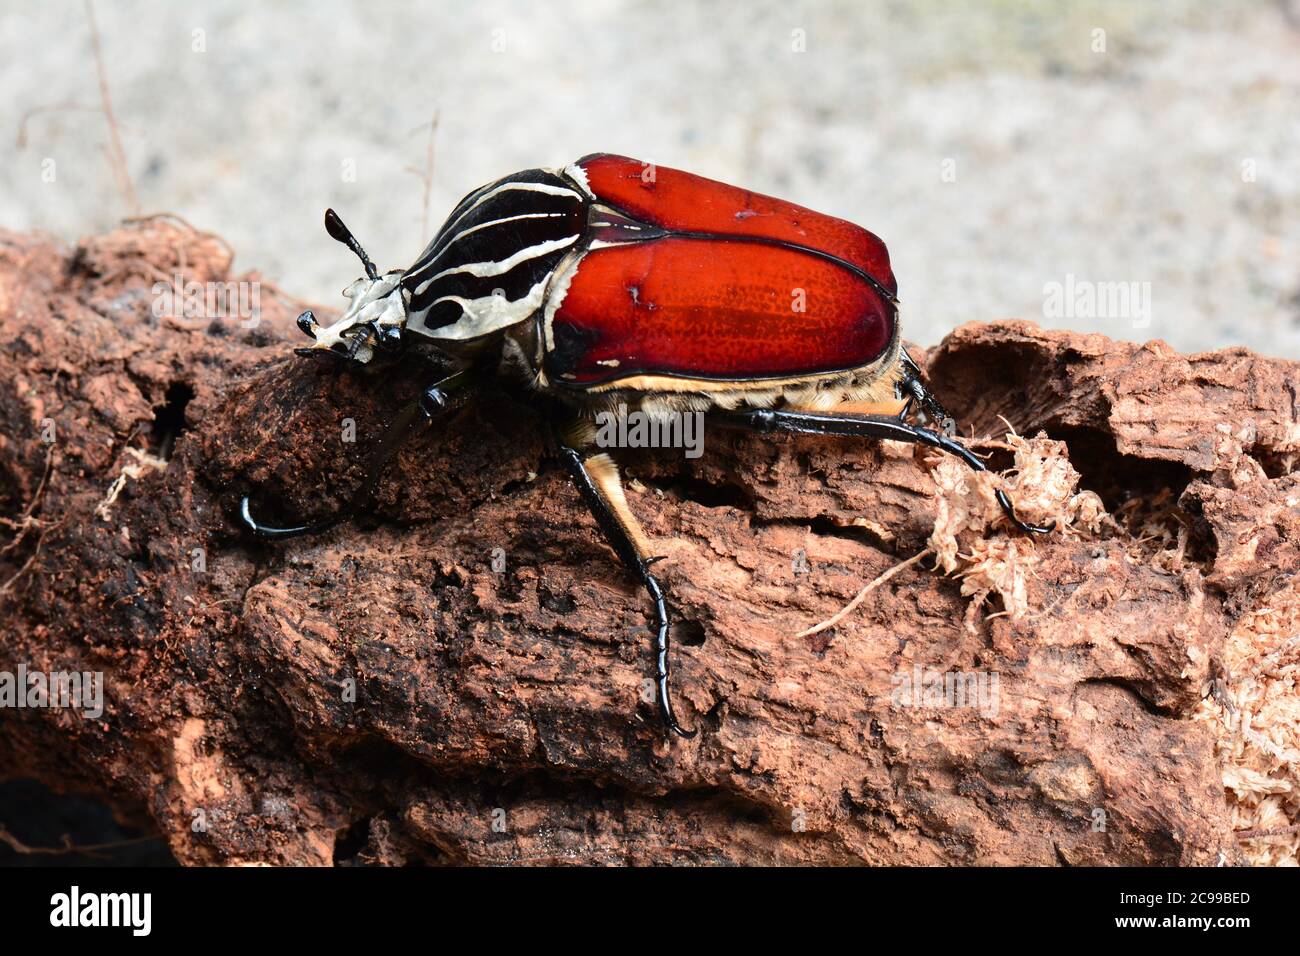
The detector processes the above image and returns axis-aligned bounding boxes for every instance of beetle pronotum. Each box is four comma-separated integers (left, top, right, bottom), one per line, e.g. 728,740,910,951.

240,154,1051,738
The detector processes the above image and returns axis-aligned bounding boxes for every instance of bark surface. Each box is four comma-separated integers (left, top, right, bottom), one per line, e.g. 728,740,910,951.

1,221,1296,865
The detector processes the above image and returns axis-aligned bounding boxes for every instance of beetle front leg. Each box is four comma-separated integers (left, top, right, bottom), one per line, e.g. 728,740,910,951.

239,367,472,539
712,407,1054,535
552,426,696,739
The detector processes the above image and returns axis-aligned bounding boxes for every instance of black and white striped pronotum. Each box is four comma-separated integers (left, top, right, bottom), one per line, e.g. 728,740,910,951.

402,167,588,344
244,154,1051,739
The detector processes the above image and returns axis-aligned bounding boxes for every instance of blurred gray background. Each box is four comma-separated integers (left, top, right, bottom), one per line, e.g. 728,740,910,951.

2,0,1297,357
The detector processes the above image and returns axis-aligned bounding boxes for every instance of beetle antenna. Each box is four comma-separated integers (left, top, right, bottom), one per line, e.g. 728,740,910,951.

324,208,379,281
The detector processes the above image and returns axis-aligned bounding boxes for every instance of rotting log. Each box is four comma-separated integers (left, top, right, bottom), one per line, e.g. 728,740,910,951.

1,221,1297,865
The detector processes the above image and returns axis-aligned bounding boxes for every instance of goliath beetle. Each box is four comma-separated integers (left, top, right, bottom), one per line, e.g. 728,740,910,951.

240,154,1051,738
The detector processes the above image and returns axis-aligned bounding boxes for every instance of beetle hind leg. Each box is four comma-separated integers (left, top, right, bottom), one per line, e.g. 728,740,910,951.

714,406,1053,535
553,424,696,739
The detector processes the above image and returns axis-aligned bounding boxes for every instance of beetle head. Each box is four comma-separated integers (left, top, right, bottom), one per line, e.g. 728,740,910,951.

295,209,408,365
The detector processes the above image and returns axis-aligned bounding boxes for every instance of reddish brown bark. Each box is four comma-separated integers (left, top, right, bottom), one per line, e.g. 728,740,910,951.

1,221,1296,865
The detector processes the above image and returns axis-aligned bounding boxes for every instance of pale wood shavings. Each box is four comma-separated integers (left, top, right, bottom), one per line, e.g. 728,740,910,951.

928,430,1106,622
1194,583,1300,866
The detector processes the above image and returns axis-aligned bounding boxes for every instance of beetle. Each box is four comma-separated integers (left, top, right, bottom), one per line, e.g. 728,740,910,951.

240,153,1051,738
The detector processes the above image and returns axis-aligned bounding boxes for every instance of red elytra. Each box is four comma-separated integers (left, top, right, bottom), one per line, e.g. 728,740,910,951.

578,154,897,293
546,154,898,388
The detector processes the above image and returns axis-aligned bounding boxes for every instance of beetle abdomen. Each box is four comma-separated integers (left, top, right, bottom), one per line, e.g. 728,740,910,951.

403,168,589,342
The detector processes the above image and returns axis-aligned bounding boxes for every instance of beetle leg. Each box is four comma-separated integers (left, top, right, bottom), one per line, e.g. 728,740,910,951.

714,408,1054,535
553,427,696,739
897,349,957,437
239,368,471,539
